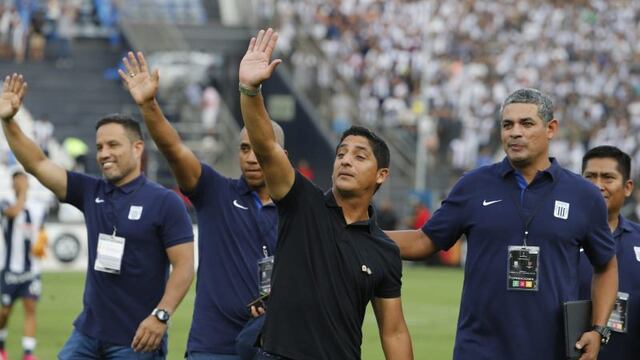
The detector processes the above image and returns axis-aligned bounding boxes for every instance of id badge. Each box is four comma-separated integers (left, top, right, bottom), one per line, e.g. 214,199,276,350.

607,292,629,333
94,233,125,274
507,245,539,291
257,256,274,295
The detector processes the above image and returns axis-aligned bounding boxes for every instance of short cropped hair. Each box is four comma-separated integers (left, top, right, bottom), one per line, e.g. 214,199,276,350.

240,121,285,147
582,145,631,182
338,126,390,170
11,170,26,179
95,114,143,142
501,88,554,122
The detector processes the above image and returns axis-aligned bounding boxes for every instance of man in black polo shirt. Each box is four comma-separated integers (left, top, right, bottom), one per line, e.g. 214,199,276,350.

237,28,413,360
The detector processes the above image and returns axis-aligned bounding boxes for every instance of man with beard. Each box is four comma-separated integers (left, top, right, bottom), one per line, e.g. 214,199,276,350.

0,73,194,359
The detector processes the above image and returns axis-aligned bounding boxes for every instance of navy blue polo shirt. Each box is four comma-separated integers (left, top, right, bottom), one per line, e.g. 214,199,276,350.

64,171,193,346
578,215,640,358
186,163,277,354
423,157,615,360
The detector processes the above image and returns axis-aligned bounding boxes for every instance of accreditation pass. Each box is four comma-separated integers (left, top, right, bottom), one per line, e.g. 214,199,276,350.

94,232,126,274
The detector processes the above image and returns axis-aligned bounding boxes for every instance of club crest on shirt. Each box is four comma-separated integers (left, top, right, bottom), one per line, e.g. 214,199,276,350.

128,206,143,220
553,200,569,220
634,246,640,262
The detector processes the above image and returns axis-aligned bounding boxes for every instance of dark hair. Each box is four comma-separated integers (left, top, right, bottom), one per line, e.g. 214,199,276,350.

501,88,554,122
338,126,390,169
95,114,143,142
12,170,26,179
582,145,631,181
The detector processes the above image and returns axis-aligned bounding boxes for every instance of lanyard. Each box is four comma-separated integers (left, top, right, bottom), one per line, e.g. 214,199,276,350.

249,191,277,257
508,172,557,247
105,178,146,235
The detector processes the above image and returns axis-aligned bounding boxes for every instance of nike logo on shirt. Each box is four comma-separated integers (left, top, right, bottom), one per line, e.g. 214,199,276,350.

482,199,502,206
233,200,248,210
95,197,105,204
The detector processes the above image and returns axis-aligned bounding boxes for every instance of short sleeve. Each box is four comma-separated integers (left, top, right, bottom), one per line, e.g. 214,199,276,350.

274,171,319,216
64,171,99,210
581,190,616,267
184,162,227,208
422,176,471,250
159,190,194,248
374,245,402,299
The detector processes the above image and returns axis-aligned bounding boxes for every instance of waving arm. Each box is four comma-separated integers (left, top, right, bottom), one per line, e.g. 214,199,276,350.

119,52,202,193
238,29,294,201
0,74,67,199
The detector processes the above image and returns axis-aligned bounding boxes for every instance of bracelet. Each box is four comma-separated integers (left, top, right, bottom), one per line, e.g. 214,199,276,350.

239,83,262,97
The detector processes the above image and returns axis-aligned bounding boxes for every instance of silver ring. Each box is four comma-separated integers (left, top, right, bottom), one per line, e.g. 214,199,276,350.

129,73,135,78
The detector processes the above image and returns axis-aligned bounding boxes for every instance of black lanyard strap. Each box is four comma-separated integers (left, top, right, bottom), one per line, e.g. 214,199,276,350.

508,174,558,247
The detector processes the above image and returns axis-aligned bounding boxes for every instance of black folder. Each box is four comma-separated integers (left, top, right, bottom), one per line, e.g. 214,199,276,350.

563,300,591,359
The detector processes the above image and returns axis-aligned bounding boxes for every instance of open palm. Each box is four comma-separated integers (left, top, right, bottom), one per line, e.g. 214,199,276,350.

239,28,282,88
119,51,159,105
0,74,27,121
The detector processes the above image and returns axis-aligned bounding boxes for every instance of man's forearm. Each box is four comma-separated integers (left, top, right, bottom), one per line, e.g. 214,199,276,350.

591,256,618,326
137,100,182,160
385,229,438,261
3,192,26,218
155,258,194,314
381,330,414,360
240,93,277,156
2,119,47,173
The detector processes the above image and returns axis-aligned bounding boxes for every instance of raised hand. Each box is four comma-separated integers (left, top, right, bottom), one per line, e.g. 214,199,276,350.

239,28,282,89
119,51,159,106
0,74,27,121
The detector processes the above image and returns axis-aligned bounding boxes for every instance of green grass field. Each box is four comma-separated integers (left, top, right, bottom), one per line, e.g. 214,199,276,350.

2,266,463,359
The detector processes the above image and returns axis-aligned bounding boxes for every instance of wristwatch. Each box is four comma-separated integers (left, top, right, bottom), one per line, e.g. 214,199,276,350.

591,325,611,345
152,308,170,323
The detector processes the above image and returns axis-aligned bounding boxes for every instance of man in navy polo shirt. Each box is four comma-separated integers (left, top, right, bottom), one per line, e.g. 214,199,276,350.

388,88,618,360
578,145,640,359
0,73,195,359
238,28,413,360
118,52,281,359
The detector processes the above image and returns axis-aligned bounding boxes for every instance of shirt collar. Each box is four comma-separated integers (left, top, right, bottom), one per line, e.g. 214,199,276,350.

324,189,376,232
499,156,560,181
236,177,275,208
615,215,633,236
235,176,253,195
105,174,146,194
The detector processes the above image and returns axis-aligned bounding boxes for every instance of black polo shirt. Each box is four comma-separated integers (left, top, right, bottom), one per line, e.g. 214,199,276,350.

262,172,402,360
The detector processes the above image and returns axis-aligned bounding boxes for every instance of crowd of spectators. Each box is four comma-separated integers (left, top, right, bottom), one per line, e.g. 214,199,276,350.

0,0,108,65
0,0,206,65
269,0,640,220
117,0,206,25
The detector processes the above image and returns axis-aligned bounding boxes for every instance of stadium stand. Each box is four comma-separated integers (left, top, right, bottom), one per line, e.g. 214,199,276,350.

266,0,640,218
2,0,640,223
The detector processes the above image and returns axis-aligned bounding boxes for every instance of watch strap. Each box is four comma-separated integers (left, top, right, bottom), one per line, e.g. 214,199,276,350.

151,308,170,323
591,325,611,345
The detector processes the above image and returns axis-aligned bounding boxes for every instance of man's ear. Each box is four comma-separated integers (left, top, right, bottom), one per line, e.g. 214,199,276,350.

546,119,558,140
376,168,390,186
624,179,634,198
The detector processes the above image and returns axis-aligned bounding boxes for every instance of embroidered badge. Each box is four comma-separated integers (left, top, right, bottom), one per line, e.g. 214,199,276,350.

553,200,569,220
128,206,143,220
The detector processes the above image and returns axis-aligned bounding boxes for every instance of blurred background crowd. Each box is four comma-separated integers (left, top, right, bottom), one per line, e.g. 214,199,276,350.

1,0,639,252
265,0,640,224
